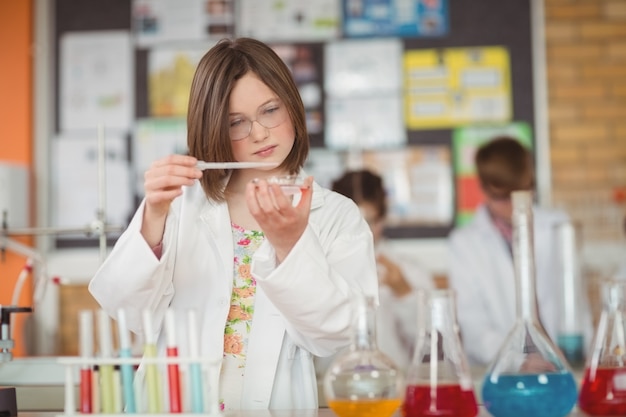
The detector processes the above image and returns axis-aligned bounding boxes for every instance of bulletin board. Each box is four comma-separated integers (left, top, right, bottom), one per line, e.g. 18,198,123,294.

52,0,537,244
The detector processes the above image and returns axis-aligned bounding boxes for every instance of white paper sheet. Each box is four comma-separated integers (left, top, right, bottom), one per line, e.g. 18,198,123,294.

52,133,133,233
237,0,341,41
132,0,209,47
324,38,403,97
362,147,453,225
325,96,406,149
133,118,188,195
60,31,133,132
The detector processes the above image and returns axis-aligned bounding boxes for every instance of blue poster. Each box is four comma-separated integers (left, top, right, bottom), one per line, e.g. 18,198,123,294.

343,0,448,38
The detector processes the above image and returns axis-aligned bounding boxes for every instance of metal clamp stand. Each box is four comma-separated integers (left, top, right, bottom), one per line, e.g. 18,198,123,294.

1,125,124,264
0,306,32,363
0,305,32,417
0,125,125,361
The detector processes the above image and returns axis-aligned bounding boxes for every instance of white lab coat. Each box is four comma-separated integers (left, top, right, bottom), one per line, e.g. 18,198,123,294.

89,177,379,409
447,204,590,367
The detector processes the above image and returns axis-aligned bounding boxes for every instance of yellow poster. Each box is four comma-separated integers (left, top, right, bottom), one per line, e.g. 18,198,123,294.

404,46,512,130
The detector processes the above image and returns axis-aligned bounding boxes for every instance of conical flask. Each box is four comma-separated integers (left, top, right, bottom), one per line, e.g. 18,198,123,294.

323,294,404,417
481,191,578,417
578,279,626,415
402,289,478,417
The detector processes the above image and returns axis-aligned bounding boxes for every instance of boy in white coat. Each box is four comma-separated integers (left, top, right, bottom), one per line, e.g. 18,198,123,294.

447,136,592,367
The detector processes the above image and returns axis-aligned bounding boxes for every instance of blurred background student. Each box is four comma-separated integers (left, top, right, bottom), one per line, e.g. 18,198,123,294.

331,169,434,367
447,136,592,367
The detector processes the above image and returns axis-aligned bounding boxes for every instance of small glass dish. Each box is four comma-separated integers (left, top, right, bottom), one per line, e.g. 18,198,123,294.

267,175,310,196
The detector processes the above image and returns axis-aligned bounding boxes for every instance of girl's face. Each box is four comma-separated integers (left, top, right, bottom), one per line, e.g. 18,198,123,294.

228,72,296,166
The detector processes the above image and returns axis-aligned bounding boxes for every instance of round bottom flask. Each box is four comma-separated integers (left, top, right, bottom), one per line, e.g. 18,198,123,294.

323,295,404,417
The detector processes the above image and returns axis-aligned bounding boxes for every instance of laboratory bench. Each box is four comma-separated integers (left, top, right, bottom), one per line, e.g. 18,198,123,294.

3,358,593,416
16,409,591,417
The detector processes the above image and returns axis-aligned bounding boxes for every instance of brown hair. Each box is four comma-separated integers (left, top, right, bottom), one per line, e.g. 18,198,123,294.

187,37,309,201
475,136,534,199
331,170,387,219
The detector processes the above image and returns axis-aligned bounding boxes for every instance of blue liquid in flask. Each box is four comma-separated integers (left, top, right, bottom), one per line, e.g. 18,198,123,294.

481,371,577,417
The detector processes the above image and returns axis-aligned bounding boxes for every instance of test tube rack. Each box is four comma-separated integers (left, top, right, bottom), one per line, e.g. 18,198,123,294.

56,355,223,417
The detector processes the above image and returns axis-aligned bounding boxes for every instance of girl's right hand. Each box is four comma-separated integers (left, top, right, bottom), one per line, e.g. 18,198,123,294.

143,154,202,219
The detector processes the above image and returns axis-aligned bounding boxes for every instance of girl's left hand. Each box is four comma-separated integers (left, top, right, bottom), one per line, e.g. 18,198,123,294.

245,176,314,262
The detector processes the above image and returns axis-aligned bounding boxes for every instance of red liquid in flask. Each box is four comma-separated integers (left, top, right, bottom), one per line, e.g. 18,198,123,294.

402,383,478,417
579,367,626,416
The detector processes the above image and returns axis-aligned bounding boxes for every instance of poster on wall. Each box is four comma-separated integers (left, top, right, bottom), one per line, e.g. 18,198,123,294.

361,146,453,227
325,38,402,97
60,31,133,132
343,0,449,38
52,133,133,238
272,43,325,138
324,38,405,149
325,96,406,149
452,121,533,225
237,0,341,41
204,0,236,38
404,46,512,130
132,0,233,46
133,118,188,196
148,45,215,117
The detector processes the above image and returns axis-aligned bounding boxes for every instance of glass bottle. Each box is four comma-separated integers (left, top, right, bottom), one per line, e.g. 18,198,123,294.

481,191,578,417
323,294,404,417
555,220,586,369
402,289,478,417
578,279,626,416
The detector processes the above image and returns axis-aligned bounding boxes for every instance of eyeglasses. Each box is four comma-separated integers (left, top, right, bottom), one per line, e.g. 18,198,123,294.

229,100,289,141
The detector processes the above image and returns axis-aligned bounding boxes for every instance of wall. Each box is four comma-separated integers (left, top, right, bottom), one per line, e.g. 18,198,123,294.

0,0,33,357
546,0,626,248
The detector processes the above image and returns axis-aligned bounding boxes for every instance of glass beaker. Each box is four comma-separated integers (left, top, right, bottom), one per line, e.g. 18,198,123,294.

323,294,404,417
554,220,587,369
578,279,626,416
402,289,478,417
481,191,578,417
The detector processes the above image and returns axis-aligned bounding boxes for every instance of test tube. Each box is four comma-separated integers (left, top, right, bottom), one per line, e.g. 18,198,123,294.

97,310,115,414
117,309,137,413
187,309,204,413
142,310,163,413
78,310,93,414
165,309,182,413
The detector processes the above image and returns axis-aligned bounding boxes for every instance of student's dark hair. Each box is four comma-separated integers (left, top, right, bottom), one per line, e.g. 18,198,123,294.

331,169,387,219
475,136,534,199
187,37,309,201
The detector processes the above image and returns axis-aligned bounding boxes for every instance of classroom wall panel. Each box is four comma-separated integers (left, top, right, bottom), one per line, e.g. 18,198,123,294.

0,0,34,357
52,0,538,241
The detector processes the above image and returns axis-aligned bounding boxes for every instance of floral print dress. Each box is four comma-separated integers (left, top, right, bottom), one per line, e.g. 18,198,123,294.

219,223,264,411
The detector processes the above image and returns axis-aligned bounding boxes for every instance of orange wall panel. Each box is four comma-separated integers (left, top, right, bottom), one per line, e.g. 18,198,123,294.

0,0,34,357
